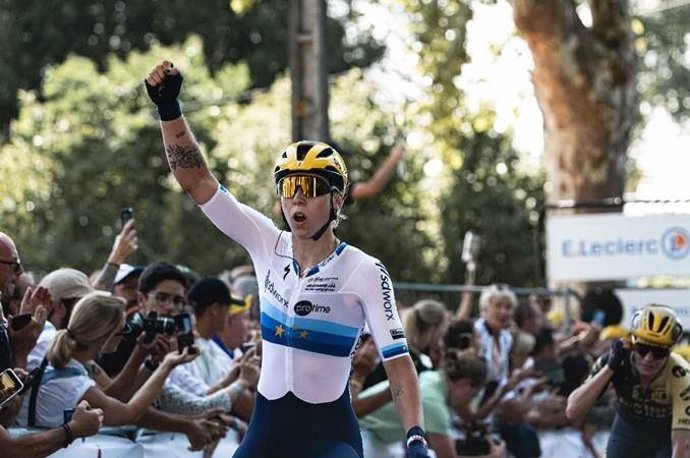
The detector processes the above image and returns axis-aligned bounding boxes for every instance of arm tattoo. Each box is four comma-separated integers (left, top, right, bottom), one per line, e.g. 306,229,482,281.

391,383,405,402
166,144,204,170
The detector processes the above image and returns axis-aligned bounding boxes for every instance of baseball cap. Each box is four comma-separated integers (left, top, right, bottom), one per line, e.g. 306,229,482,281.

229,294,251,316
115,264,144,285
188,277,232,310
39,268,93,301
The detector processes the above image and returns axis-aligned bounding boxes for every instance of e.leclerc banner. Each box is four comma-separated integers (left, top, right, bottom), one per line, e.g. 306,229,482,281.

546,213,690,282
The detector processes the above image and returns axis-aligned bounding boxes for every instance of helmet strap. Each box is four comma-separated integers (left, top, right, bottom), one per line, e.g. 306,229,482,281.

310,194,337,241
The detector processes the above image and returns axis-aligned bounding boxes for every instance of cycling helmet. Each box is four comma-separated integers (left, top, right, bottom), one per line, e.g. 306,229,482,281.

630,304,683,347
273,141,348,192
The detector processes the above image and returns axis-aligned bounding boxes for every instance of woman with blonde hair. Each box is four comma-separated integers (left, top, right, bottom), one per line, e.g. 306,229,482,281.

17,291,196,429
361,298,449,390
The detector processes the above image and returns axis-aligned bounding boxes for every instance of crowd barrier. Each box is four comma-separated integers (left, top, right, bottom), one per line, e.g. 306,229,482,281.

8,427,240,457
9,425,608,457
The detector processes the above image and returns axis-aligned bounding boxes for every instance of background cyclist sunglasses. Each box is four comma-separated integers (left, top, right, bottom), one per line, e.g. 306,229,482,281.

633,341,670,359
277,175,332,198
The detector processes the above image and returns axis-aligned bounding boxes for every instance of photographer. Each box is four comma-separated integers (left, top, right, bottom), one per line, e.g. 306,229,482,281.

15,292,196,429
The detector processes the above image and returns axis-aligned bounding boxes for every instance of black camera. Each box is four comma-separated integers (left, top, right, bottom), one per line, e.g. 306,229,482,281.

455,421,491,456
129,311,195,354
130,311,177,344
174,313,196,354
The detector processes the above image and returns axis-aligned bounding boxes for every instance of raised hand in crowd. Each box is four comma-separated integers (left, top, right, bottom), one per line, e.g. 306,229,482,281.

19,285,52,317
9,303,48,369
92,218,139,291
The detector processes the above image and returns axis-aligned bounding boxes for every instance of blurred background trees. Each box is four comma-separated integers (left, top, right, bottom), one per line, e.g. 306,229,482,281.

0,0,687,289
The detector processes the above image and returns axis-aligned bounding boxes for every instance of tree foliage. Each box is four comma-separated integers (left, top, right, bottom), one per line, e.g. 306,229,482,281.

0,38,437,282
638,5,690,122
395,0,546,287
0,0,384,136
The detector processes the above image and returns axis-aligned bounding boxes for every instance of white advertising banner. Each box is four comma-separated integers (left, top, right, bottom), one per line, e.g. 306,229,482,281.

546,213,690,282
616,289,690,330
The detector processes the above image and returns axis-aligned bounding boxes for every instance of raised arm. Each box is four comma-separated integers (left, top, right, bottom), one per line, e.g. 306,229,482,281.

145,61,218,205
350,143,404,201
566,341,626,424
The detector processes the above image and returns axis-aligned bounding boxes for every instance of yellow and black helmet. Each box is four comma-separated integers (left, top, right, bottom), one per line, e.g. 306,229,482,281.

273,141,348,192
630,304,683,347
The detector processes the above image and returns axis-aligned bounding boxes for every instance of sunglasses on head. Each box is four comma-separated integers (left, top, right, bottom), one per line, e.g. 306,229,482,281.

277,175,332,199
633,341,670,360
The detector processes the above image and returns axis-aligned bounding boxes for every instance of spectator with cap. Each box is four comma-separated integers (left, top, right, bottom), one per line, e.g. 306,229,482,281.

175,277,259,421
112,263,144,316
26,268,94,371
215,291,253,360
38,268,93,331
183,277,256,390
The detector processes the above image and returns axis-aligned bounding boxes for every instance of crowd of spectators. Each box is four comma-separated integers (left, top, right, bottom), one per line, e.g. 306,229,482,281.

0,222,678,458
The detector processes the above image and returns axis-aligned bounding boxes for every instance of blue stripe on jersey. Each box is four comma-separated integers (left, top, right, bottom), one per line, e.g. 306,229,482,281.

261,312,357,357
381,342,409,359
262,302,360,338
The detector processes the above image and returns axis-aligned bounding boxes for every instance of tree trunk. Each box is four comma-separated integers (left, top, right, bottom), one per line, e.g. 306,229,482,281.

510,0,637,205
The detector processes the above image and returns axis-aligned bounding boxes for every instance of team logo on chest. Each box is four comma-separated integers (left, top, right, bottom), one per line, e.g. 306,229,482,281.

294,300,332,316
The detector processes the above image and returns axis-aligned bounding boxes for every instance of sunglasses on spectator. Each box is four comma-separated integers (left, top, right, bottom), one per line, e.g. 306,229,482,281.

277,175,332,199
0,258,22,274
148,292,187,309
633,341,670,360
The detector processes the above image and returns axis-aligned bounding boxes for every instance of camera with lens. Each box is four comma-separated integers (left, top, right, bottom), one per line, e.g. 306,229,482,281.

455,421,491,456
130,311,177,344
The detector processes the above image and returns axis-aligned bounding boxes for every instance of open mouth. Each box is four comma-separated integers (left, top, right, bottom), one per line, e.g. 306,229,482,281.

292,212,307,224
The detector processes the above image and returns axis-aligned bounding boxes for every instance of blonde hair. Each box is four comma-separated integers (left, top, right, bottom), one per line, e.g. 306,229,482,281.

404,299,447,351
47,291,125,369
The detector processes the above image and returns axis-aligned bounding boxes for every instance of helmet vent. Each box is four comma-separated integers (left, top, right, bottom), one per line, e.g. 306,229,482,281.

658,316,670,333
316,148,334,159
295,142,314,161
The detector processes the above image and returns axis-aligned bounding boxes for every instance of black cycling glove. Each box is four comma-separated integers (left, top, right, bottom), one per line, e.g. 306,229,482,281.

144,66,183,121
607,338,627,372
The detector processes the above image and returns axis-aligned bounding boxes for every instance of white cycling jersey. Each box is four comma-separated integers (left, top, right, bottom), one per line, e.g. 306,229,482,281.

200,185,409,404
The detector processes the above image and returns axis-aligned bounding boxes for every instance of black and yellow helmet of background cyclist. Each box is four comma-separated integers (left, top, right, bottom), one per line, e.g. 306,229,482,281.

273,141,348,192
630,304,683,347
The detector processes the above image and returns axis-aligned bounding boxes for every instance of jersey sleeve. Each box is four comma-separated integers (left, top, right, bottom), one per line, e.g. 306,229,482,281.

668,355,690,430
199,184,280,258
352,257,409,362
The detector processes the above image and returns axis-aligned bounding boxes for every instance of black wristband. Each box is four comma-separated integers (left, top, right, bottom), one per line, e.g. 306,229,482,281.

157,100,182,121
406,425,427,447
62,422,74,448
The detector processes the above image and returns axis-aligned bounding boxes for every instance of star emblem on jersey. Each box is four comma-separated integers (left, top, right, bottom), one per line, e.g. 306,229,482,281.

299,330,309,339
275,324,285,337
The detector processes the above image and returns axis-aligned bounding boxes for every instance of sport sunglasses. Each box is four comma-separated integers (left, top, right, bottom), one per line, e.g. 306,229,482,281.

277,175,332,199
633,341,670,360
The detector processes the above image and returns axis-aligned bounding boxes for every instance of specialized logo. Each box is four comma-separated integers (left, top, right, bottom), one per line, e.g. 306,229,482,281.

375,262,395,322
390,328,405,340
661,227,689,260
294,300,331,316
283,264,291,280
